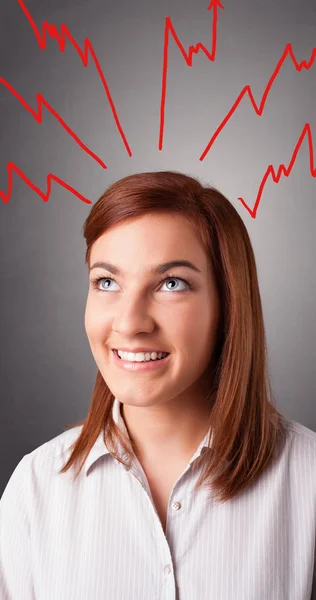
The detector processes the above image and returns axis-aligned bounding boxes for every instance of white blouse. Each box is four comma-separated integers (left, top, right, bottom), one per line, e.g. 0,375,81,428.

1,397,316,599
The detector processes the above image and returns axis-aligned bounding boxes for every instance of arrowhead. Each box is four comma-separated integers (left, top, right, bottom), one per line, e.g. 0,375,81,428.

207,0,224,10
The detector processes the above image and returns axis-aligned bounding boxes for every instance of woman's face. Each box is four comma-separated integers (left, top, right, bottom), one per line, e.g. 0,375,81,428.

85,212,220,409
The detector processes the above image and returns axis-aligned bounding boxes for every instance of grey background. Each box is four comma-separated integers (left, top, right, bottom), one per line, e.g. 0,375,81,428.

0,0,315,494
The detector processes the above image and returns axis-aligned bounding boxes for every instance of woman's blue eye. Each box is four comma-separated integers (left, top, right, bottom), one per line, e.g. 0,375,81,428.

90,275,191,293
97,278,118,291
160,278,189,291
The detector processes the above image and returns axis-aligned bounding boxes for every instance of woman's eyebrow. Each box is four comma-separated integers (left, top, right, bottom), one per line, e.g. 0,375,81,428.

89,260,201,275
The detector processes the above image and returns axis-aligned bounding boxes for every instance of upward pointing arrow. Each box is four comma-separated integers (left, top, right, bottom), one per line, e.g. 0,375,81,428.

159,1,225,151
207,0,225,11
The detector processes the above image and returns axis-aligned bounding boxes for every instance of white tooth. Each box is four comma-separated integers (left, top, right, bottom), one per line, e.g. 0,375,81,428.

117,350,167,362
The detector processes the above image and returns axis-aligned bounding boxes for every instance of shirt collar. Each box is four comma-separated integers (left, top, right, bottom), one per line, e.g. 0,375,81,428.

83,397,128,476
83,397,213,476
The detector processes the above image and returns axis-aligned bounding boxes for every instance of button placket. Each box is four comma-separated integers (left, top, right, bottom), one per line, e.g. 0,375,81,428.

163,564,172,575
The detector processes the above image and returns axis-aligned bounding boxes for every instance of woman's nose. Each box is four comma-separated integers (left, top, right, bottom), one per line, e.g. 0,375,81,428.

112,295,156,335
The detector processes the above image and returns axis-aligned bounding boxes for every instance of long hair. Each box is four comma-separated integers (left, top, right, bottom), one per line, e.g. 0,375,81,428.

58,170,290,504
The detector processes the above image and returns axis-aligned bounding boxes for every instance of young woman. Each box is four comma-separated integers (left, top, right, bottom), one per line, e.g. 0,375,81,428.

1,171,315,599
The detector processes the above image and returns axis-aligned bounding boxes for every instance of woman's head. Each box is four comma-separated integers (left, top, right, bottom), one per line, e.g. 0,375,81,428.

85,209,221,412
60,170,289,503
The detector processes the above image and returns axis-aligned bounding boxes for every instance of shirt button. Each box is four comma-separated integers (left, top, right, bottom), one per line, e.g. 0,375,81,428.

122,453,130,464
171,501,181,510
164,564,171,574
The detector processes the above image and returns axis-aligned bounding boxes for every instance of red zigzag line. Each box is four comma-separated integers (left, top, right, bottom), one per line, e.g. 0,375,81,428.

1,0,133,205
158,0,316,220
200,43,316,159
159,0,224,151
238,123,316,219
0,162,92,205
199,43,316,218
0,78,107,169
17,0,132,157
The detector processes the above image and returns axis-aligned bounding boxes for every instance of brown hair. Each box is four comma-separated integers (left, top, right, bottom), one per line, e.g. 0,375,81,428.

59,170,290,504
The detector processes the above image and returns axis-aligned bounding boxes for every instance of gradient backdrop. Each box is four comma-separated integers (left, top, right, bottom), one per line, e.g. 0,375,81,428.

1,0,315,494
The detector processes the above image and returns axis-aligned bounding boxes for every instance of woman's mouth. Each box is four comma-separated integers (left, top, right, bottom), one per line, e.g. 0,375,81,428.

112,349,171,372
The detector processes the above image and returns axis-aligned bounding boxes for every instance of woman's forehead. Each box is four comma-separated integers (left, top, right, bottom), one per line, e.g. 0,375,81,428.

91,213,205,257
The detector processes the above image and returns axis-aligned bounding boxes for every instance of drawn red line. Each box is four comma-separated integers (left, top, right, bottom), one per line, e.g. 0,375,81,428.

17,0,132,157
238,123,315,219
159,0,224,151
0,162,92,205
0,78,107,169
200,44,316,161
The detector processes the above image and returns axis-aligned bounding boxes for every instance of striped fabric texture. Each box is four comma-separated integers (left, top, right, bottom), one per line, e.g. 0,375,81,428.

1,397,316,599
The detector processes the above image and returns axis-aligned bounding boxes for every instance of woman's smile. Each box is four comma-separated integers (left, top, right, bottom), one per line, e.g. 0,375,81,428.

111,348,171,372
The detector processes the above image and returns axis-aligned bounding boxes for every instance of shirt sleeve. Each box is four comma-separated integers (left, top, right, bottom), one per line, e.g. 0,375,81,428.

0,455,35,600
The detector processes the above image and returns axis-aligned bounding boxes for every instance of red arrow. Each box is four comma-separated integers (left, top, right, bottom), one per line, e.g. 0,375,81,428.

159,1,224,151
207,1,225,58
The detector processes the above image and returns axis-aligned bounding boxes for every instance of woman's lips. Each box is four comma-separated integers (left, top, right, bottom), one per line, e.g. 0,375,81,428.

112,349,171,372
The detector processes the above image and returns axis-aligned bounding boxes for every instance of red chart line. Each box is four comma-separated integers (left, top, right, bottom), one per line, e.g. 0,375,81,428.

2,0,135,204
200,44,316,160
199,43,316,218
17,0,132,157
238,123,316,219
0,162,92,205
0,78,107,169
159,0,224,151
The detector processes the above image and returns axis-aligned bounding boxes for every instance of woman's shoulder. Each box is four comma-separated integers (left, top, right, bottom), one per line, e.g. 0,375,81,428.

285,417,316,444
4,425,84,492
0,426,85,527
28,424,84,462
281,417,316,475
